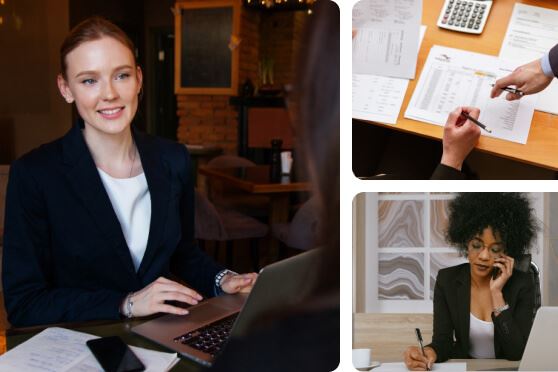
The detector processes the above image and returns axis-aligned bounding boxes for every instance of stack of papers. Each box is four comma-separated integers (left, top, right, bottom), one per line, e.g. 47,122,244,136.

353,26,426,125
353,0,422,79
0,327,180,372
499,3,558,115
405,45,537,144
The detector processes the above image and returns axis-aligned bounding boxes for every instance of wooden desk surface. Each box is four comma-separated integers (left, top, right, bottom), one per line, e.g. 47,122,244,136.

353,313,519,371
198,165,310,194
355,0,558,170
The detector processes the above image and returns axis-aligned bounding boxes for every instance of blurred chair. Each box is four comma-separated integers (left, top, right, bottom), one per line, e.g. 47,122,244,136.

195,190,268,271
515,254,542,321
272,196,320,257
206,155,269,218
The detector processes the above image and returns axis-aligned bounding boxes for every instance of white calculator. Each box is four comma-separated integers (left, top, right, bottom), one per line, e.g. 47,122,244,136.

437,0,493,34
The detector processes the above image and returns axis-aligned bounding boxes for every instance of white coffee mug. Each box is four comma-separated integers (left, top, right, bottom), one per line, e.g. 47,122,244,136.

352,348,372,368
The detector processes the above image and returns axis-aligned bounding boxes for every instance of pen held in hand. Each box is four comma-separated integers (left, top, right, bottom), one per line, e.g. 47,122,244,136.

415,328,431,371
460,112,492,133
491,83,524,97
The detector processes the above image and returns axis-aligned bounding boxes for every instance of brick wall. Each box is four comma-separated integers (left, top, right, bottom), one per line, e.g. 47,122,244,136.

176,4,308,154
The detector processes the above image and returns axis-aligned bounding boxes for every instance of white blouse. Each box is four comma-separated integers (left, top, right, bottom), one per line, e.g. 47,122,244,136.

469,312,496,359
98,169,151,272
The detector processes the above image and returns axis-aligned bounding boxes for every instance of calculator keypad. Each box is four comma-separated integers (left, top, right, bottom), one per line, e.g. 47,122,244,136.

439,0,491,34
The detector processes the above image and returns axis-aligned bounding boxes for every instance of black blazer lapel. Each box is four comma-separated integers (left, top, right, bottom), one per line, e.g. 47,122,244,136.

61,124,137,276
134,131,171,277
455,263,471,357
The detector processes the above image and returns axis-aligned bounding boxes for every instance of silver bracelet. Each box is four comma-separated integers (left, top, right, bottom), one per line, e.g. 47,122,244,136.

215,269,238,291
123,292,134,319
493,303,509,314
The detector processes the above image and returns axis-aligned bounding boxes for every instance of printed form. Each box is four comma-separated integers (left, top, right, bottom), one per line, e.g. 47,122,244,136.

499,3,558,115
405,46,537,144
352,0,422,79
353,26,427,125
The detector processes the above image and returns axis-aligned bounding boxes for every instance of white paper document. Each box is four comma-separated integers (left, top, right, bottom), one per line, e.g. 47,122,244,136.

375,362,466,371
405,46,537,144
0,327,180,372
353,26,427,125
352,0,422,79
499,3,558,115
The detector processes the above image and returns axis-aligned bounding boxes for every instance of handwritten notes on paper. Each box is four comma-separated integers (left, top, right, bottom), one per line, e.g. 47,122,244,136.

405,46,537,144
0,327,179,372
499,3,558,115
352,0,422,79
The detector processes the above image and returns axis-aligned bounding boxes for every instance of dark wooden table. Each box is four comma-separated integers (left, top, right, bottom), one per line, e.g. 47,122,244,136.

6,319,203,371
198,165,311,259
198,165,311,226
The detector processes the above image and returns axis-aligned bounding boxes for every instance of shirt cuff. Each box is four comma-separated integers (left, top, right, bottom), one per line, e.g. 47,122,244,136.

540,53,554,78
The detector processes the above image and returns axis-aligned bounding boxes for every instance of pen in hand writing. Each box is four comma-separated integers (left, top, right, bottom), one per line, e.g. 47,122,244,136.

460,112,492,133
491,83,524,97
415,328,431,371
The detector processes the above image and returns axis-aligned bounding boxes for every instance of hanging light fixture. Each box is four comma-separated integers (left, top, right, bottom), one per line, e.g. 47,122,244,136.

243,0,316,11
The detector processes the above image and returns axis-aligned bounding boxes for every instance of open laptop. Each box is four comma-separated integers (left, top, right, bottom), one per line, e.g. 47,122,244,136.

132,249,319,366
518,306,558,371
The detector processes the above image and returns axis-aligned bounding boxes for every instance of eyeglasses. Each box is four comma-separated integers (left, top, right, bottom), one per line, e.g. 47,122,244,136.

467,237,505,258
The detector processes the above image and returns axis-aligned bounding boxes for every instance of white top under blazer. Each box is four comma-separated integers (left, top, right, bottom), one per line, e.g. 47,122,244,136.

98,169,151,272
469,312,496,359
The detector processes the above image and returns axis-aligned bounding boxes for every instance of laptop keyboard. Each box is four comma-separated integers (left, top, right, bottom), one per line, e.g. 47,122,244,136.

173,313,238,356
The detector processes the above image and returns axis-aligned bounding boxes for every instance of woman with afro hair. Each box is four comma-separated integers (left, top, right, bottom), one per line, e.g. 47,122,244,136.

404,193,539,370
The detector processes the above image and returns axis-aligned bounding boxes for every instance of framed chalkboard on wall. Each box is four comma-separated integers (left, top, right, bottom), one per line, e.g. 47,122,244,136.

174,1,240,95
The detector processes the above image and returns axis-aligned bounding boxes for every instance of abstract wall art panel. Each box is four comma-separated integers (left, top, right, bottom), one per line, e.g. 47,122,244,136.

379,253,425,300
379,201,424,248
430,199,451,248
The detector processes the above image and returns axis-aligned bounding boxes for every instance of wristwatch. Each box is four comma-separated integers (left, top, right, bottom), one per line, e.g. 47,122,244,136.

493,303,510,314
122,292,134,319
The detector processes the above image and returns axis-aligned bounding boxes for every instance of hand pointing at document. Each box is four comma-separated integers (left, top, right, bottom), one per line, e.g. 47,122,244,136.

490,58,554,101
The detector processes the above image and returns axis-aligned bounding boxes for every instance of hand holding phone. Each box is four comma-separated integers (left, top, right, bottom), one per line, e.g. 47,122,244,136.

491,266,501,280
86,336,145,372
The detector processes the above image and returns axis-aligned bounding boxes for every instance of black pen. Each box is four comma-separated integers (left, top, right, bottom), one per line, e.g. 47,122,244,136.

415,328,431,371
491,83,524,97
460,112,492,133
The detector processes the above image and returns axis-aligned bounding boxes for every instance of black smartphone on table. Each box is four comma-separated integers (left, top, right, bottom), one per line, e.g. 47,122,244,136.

86,336,145,372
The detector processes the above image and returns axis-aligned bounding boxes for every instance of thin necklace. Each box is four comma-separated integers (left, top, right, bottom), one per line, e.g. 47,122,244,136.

129,141,137,178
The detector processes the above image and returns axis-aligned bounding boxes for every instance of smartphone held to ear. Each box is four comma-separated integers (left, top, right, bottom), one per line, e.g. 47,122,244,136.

491,266,501,280
86,336,145,372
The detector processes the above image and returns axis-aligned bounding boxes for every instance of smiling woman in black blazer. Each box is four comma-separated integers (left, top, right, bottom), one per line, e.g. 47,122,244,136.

404,193,538,371
2,17,256,327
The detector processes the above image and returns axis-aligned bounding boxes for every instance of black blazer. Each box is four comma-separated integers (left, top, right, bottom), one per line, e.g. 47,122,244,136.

430,164,466,180
2,124,223,327
427,263,534,362
549,44,558,77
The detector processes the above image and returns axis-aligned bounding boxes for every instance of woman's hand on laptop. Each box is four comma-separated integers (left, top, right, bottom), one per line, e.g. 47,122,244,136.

221,273,258,294
125,276,203,317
